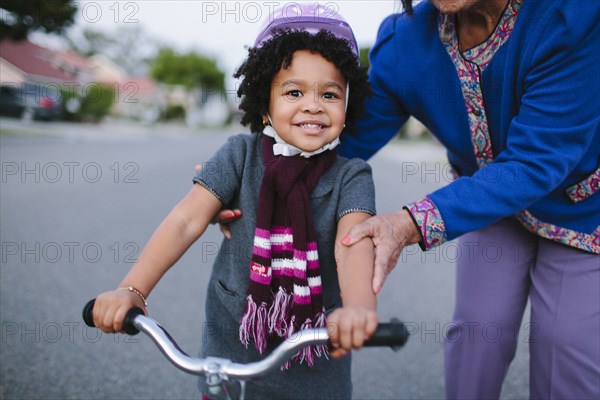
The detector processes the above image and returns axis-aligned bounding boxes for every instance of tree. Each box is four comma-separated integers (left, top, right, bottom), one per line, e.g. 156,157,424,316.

359,47,371,71
0,0,77,41
67,28,116,57
78,83,116,122
59,83,116,122
150,48,225,92
66,25,158,76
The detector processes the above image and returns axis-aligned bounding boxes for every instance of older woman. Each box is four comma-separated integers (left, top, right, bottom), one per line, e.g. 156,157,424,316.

207,0,598,397
339,0,599,398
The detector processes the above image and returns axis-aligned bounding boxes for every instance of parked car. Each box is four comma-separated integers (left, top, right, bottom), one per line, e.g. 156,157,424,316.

0,82,62,121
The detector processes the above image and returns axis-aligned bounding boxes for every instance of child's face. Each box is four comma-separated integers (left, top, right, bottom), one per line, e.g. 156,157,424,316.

268,50,346,152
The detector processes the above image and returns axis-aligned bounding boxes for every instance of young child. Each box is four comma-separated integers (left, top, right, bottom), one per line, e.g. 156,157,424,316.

92,4,376,399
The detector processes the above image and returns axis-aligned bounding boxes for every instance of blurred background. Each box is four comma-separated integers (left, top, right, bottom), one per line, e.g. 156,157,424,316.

0,0,430,134
0,1,529,399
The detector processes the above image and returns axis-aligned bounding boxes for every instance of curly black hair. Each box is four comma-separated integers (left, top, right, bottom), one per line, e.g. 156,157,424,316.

234,30,371,133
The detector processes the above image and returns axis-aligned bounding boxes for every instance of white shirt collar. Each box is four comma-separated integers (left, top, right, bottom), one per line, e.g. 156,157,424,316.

262,125,340,158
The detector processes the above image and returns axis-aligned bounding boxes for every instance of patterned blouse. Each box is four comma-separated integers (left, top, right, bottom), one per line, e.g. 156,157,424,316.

405,0,600,254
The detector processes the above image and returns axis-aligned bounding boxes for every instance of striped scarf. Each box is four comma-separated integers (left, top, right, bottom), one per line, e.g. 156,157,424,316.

239,134,336,367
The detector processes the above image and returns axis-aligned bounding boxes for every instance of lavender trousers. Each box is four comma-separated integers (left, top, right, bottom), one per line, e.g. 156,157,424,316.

444,218,599,400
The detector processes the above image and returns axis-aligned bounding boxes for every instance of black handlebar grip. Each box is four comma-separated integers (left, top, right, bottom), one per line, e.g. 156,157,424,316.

122,307,144,335
82,299,96,327
364,318,409,351
82,299,143,335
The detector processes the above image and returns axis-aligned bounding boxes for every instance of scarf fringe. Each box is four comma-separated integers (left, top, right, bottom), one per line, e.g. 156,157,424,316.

239,295,256,347
268,286,292,336
239,295,268,354
240,293,329,368
282,310,329,370
281,314,297,371
255,302,268,354
313,311,328,358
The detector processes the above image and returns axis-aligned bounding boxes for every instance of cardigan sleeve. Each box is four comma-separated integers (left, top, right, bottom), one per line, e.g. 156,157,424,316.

424,4,600,244
338,14,410,161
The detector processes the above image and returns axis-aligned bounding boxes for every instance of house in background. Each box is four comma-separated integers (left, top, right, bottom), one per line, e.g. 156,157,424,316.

88,54,126,84
0,39,77,86
54,49,95,86
1,39,230,126
0,57,26,85
0,40,78,119
0,39,165,122
117,76,165,123
87,54,165,122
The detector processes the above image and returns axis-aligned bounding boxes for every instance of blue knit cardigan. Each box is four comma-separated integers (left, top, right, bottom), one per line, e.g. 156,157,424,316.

339,0,599,253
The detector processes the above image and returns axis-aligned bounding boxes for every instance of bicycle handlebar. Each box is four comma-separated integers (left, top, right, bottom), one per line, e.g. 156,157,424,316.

82,299,409,379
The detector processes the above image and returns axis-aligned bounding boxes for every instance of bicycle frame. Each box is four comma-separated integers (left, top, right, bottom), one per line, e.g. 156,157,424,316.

134,313,333,399
82,300,408,400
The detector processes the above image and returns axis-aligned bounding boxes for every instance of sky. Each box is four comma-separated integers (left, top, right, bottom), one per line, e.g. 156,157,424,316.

35,1,405,78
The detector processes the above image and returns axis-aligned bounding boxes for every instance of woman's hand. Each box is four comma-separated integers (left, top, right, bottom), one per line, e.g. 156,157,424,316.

341,209,421,294
212,209,242,239
92,289,147,333
327,307,378,359
195,164,242,239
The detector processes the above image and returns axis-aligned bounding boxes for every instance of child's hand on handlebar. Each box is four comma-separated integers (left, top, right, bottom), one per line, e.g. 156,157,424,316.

326,307,378,359
92,289,147,334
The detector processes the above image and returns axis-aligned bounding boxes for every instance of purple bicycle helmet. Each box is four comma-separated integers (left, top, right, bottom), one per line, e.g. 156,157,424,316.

254,3,359,58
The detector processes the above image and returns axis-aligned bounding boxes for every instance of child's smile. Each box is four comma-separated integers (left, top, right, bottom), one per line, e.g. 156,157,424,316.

295,120,329,135
268,50,347,153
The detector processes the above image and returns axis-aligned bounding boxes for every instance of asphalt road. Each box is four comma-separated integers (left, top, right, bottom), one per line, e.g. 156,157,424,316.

0,118,529,399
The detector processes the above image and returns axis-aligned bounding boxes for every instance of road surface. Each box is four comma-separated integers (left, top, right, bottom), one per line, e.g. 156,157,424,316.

0,118,529,399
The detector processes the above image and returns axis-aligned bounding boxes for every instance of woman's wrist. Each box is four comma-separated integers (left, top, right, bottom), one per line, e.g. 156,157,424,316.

400,209,423,245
